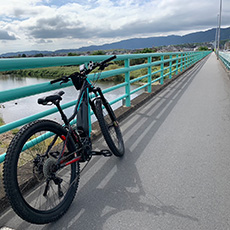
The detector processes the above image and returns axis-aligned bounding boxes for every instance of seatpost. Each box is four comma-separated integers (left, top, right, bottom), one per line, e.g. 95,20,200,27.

54,101,69,125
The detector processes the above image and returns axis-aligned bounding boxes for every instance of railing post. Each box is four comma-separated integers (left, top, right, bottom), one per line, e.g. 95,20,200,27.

124,58,131,107
195,52,198,63
192,53,196,65
160,55,164,85
176,54,179,75
180,53,183,72
147,56,152,92
169,54,172,79
185,53,188,69
183,53,186,70
189,52,192,66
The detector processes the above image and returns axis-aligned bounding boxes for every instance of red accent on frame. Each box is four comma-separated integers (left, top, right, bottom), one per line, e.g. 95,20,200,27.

65,157,81,166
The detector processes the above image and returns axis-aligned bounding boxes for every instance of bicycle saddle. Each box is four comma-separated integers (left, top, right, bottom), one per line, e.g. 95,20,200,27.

38,91,65,105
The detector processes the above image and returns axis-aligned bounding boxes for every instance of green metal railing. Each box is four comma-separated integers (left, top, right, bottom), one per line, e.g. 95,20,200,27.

0,51,211,163
219,52,230,70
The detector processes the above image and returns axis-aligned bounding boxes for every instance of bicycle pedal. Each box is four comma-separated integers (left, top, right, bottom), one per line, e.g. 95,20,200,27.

101,150,112,157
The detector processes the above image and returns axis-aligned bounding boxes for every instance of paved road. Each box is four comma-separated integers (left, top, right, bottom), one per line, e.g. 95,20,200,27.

1,53,230,230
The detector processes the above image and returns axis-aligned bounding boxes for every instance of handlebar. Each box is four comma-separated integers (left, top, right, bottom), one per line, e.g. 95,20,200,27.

99,55,117,67
50,76,70,84
50,55,117,85
85,55,117,74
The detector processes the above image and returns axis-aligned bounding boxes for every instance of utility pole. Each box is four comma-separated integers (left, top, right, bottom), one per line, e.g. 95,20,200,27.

217,0,222,60
215,14,219,52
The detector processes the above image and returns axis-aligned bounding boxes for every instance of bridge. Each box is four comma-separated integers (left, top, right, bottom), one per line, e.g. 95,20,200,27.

1,51,230,229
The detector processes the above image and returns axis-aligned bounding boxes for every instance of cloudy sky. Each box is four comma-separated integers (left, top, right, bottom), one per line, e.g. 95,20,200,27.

0,0,229,54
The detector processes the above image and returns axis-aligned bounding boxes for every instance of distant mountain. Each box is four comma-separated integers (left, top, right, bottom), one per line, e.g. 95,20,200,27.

0,50,52,58
77,27,230,51
1,27,230,57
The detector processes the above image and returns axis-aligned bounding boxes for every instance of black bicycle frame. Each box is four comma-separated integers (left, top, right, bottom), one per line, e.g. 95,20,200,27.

69,79,113,137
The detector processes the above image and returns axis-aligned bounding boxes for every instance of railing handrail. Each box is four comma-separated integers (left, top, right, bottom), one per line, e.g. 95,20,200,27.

0,52,204,71
219,52,230,70
0,51,210,104
0,51,211,163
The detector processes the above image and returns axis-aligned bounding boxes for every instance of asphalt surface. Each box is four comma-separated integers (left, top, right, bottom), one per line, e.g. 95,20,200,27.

1,53,230,229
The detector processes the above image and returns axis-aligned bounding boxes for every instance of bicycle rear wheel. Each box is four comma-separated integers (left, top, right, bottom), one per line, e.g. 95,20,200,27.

3,120,80,224
95,98,125,157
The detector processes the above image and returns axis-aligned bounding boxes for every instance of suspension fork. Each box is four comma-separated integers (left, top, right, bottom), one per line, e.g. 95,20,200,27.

91,87,117,122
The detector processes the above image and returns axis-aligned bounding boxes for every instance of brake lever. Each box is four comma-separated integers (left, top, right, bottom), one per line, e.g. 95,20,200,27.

60,76,69,85
50,76,69,85
98,62,112,71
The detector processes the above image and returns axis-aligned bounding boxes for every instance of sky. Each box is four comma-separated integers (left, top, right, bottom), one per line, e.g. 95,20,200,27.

0,0,229,54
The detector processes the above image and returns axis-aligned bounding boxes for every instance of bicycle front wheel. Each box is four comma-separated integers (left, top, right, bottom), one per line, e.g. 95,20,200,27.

95,98,125,157
3,120,80,224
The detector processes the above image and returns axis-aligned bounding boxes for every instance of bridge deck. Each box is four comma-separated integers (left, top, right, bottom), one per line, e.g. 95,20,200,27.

1,53,230,229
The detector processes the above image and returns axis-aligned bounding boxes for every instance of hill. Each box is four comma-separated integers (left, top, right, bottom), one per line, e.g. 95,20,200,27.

1,27,229,57
77,27,230,51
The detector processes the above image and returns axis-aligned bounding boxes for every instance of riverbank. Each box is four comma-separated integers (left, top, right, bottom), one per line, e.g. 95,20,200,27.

2,63,160,84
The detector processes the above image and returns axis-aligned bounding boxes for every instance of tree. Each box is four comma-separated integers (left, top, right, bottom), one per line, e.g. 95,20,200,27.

198,46,209,51
68,52,79,56
34,53,44,57
134,47,157,54
92,50,106,55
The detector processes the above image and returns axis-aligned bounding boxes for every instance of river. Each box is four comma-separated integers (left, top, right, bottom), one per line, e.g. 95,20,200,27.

0,75,143,124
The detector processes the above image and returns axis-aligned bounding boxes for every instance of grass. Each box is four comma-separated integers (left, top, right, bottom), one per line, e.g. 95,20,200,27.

0,164,2,180
0,117,4,126
0,116,18,179
3,62,163,84
4,66,79,79
2,55,181,85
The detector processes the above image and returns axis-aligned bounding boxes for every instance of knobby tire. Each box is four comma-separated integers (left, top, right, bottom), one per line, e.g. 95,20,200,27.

3,120,80,224
95,99,125,157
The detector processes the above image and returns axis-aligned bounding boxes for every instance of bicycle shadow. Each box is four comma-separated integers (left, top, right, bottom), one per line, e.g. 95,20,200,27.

45,147,198,230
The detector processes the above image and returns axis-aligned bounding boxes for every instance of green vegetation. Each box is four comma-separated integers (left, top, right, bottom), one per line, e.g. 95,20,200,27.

1,47,187,84
92,50,106,55
34,53,44,57
67,52,80,56
4,66,80,79
134,47,157,54
198,46,209,51
0,116,4,126
2,55,176,84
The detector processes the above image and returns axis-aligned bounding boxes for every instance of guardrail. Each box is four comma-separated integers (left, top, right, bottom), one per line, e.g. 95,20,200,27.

219,52,230,70
0,51,211,163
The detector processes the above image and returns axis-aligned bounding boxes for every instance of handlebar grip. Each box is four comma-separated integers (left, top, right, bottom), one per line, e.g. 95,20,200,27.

50,78,62,84
100,55,117,65
50,76,69,84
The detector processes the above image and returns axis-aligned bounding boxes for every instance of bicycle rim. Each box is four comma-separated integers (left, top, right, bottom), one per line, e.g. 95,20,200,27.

95,99,124,157
4,120,79,224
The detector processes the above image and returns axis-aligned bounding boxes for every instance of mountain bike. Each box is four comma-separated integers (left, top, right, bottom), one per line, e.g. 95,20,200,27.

3,55,125,224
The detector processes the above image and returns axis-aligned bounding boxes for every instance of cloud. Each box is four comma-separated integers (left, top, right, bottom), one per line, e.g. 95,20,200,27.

0,0,230,53
36,39,53,44
23,0,230,41
0,30,16,40
26,15,96,39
